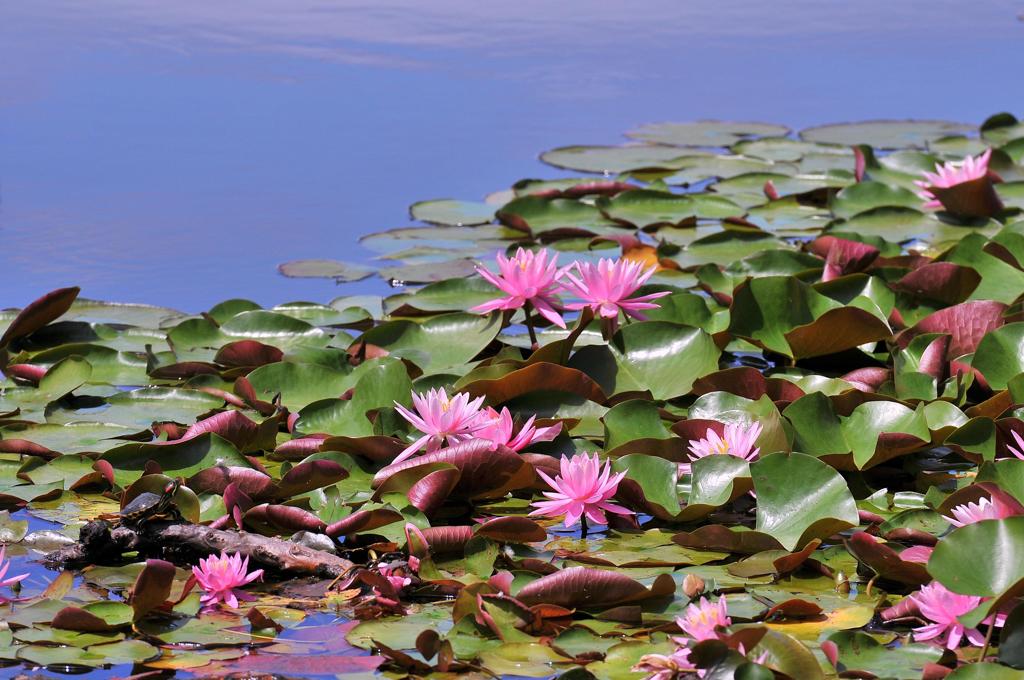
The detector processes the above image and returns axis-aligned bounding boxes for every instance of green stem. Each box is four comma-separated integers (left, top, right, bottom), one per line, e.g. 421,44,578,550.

979,616,997,662
600,316,616,342
580,515,589,539
523,301,538,350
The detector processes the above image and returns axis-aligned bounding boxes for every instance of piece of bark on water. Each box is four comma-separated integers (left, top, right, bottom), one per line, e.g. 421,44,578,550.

45,520,354,579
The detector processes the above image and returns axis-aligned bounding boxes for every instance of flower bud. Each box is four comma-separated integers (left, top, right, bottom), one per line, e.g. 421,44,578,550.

682,574,706,598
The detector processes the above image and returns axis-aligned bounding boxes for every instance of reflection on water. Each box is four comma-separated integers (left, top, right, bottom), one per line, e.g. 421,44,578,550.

3,510,66,594
1,1,1022,310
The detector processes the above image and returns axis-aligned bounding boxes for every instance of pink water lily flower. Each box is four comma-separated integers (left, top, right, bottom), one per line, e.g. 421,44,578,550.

474,406,562,452
373,562,414,607
945,496,1018,528
529,451,632,528
378,564,412,591
559,258,670,334
635,597,760,679
681,421,762,475
0,546,29,601
676,596,732,642
914,149,994,209
192,551,264,609
471,247,566,328
632,648,694,680
911,581,1004,649
1008,430,1024,460
393,388,486,463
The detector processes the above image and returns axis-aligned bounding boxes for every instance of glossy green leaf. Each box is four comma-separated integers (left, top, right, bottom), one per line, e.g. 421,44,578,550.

752,452,858,550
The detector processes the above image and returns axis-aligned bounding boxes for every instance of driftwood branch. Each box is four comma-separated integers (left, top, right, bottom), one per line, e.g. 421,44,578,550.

45,519,355,579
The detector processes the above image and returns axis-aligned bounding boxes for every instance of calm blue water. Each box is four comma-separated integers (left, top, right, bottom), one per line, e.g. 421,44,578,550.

1,1,1022,312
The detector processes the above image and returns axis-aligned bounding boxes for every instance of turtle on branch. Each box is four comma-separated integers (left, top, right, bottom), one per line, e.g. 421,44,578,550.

97,479,184,526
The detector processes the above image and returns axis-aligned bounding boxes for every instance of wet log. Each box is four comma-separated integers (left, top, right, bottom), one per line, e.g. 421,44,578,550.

44,519,354,579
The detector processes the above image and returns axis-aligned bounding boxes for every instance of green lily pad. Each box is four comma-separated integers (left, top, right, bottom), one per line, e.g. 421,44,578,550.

627,121,791,148
277,259,375,282
801,119,974,149
410,199,495,226
824,630,944,679
752,452,859,550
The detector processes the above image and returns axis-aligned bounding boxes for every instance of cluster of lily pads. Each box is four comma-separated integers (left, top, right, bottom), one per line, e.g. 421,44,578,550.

3,113,1024,678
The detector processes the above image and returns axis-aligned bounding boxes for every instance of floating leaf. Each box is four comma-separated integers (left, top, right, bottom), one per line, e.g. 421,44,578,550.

277,259,375,282
752,452,859,550
410,199,495,226
628,121,791,148
357,313,501,371
801,119,973,149
100,433,253,487
539,145,693,174
973,323,1024,390
516,567,674,609
607,321,721,399
729,276,891,359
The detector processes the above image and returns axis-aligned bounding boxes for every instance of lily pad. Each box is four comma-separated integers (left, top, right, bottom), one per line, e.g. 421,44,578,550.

278,259,375,282
801,119,974,149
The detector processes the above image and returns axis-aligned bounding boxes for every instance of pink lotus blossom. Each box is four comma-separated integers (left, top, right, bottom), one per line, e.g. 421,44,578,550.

370,561,417,609
945,496,1017,528
471,247,566,328
635,596,763,680
529,452,632,528
911,581,1004,649
676,596,731,642
1008,430,1024,460
632,648,694,680
375,563,412,596
393,388,486,463
192,551,264,609
378,564,412,592
474,406,562,452
0,546,28,601
681,421,762,475
559,258,670,333
915,149,993,209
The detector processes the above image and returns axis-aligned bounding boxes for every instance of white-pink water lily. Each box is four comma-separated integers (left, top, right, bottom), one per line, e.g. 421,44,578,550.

944,496,1018,528
675,596,731,642
529,451,633,528
680,421,762,475
393,388,486,463
471,247,566,328
632,648,694,680
473,406,562,452
911,581,1005,649
559,258,669,334
192,551,264,609
914,149,994,209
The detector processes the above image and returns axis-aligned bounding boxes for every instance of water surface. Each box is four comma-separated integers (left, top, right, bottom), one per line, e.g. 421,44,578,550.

2,1,1022,310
